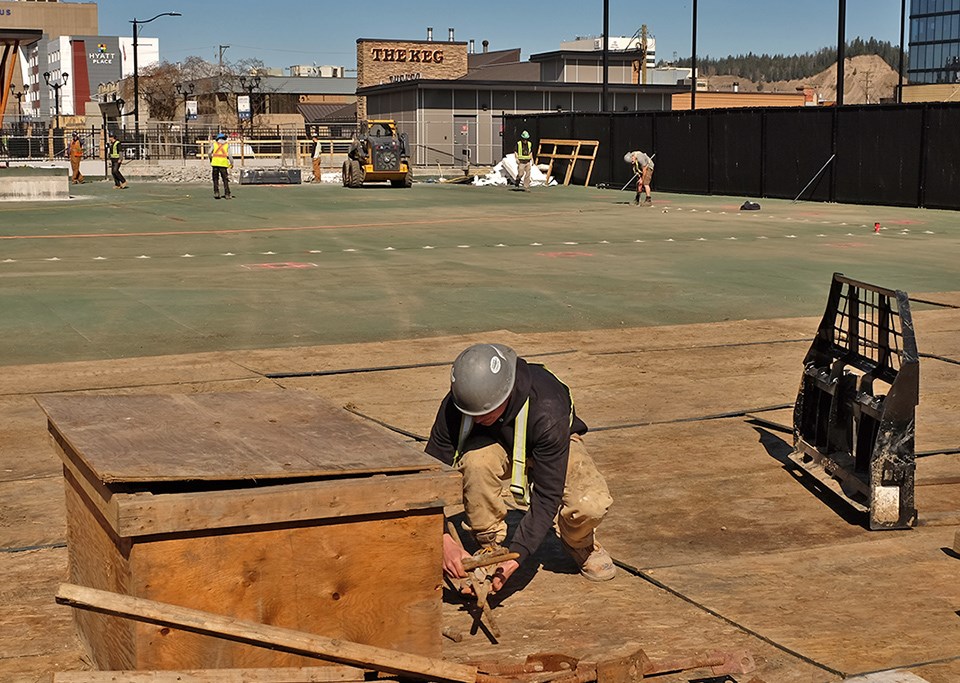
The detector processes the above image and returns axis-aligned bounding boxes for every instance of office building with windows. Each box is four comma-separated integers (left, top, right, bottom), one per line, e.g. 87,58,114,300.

908,0,960,83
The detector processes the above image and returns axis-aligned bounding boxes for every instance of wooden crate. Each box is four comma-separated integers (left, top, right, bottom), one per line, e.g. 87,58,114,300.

39,391,461,671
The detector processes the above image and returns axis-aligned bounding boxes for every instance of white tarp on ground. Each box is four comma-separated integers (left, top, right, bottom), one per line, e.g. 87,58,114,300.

473,153,557,187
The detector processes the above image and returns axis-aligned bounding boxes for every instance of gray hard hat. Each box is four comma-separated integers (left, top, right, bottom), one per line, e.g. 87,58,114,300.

450,343,517,416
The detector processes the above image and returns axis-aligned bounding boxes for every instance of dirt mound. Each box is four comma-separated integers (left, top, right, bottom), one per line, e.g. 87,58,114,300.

703,54,900,104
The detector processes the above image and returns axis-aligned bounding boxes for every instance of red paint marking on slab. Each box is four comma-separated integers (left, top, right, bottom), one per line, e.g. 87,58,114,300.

0,211,580,241
887,219,924,225
538,251,594,258
827,243,867,248
242,262,318,270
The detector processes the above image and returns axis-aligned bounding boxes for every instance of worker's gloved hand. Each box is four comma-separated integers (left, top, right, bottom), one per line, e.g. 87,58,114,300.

442,533,473,590
489,558,520,594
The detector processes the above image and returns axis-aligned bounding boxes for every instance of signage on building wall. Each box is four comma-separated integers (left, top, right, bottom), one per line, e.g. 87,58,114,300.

388,73,421,83
89,43,116,65
237,94,251,121
371,47,444,64
1,8,12,16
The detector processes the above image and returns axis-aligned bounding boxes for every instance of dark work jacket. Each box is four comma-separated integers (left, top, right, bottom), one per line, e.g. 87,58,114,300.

425,358,588,565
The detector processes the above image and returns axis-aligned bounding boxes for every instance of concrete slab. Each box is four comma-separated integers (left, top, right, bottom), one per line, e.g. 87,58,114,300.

0,167,69,202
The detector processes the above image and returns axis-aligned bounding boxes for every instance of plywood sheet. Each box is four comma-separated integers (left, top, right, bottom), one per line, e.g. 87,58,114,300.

647,527,960,675
439,537,839,683
0,352,260,396
0,548,78,663
0,396,63,482
39,391,443,484
0,475,65,550
585,420,872,569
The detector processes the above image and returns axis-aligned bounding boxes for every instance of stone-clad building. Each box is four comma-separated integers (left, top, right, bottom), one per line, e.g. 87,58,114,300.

356,37,468,119
356,34,686,166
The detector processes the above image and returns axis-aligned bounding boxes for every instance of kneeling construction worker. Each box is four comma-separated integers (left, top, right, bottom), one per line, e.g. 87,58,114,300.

426,343,615,595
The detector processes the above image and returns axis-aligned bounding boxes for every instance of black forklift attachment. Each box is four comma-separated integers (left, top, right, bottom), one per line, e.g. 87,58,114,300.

792,273,920,529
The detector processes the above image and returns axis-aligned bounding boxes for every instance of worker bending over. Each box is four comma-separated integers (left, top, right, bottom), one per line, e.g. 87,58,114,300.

626,150,655,206
426,343,616,594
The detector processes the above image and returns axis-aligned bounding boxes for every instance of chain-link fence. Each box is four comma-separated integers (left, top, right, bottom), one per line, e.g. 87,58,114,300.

1,121,359,169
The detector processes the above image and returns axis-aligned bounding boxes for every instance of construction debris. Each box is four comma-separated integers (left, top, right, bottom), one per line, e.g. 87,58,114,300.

472,153,556,187
56,583,758,683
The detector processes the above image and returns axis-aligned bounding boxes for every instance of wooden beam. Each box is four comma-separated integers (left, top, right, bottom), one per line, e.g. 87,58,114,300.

56,584,478,683
54,667,365,682
534,139,601,187
114,469,463,536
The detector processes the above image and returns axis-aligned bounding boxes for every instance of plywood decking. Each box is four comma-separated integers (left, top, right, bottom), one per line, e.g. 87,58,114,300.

38,391,443,484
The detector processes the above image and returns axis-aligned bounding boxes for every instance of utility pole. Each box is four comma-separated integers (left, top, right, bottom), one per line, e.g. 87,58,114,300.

219,45,230,76
640,24,648,86
836,0,846,106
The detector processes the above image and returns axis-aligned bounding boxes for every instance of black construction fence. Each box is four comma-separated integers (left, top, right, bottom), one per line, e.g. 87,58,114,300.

504,102,960,211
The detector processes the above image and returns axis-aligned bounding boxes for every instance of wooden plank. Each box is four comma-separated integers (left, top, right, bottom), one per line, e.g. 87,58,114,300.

113,469,462,536
39,391,443,484
54,666,365,682
533,139,600,187
55,584,478,683
63,469,136,670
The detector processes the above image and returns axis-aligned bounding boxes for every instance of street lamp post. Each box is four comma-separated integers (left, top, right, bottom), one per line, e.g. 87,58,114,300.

9,85,25,131
131,12,181,157
237,75,260,136
237,75,260,166
175,82,194,160
43,71,69,128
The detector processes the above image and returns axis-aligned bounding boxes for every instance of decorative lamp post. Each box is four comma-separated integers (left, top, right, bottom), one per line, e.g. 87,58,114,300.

9,84,25,130
131,12,181,156
237,74,261,136
175,82,195,159
43,71,69,128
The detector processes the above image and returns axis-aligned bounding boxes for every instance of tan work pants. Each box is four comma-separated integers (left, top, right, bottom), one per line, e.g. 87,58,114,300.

70,157,83,183
312,156,322,182
517,159,532,190
455,434,612,552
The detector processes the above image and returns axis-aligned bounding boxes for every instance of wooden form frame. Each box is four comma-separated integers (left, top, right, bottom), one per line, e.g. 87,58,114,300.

536,139,600,187
40,391,462,671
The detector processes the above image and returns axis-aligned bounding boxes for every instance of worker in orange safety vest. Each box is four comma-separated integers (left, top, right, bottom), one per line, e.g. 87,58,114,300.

69,133,84,184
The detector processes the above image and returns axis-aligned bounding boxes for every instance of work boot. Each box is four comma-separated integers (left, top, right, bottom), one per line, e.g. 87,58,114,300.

633,193,640,205
214,195,221,199
563,541,616,582
643,197,653,207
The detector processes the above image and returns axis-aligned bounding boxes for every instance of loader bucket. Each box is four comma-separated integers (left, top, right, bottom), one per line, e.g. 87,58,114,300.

791,273,919,530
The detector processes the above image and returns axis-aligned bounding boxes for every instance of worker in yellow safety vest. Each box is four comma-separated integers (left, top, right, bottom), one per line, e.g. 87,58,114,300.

210,132,234,199
108,132,127,189
515,130,534,191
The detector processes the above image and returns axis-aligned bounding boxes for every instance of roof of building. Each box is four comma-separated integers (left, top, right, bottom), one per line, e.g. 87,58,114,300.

460,61,540,82
359,76,685,95
529,49,648,63
0,28,44,45
298,102,357,122
467,48,522,69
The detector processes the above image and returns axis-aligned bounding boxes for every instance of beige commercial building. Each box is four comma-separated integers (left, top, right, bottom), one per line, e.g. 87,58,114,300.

357,38,684,167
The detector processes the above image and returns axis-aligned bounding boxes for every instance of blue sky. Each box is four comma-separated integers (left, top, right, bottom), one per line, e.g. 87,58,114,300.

97,1,906,70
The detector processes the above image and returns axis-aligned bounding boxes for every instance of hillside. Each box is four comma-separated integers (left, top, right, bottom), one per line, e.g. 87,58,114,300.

703,54,901,104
